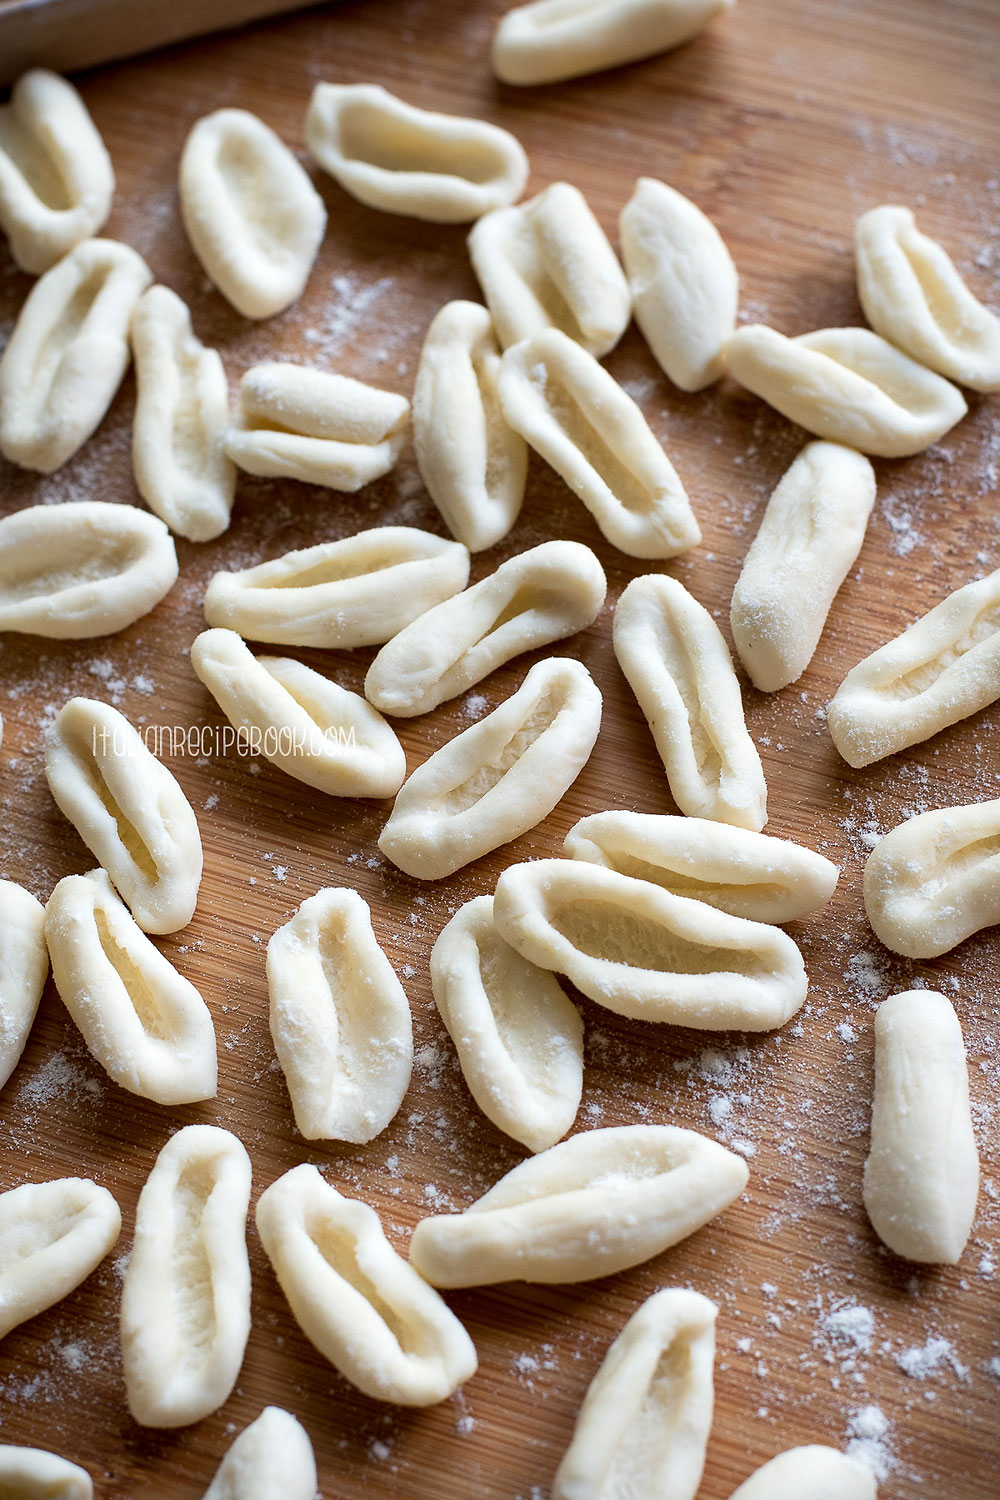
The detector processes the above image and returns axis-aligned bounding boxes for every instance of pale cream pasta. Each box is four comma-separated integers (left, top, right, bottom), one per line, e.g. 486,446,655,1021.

202,1408,317,1500
0,881,48,1092
492,0,733,86
0,1176,120,1340
0,1445,93,1499
728,1446,877,1500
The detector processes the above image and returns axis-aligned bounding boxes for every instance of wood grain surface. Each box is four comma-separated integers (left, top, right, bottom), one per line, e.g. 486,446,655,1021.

1,1,998,1495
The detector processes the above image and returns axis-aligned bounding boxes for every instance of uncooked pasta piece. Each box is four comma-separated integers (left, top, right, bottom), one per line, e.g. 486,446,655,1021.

44,869,217,1104
379,657,602,878
121,1125,252,1428
619,176,738,391
493,0,733,85
0,1177,120,1340
45,697,203,934
826,564,1000,767
493,860,807,1028
305,82,528,222
179,108,326,319
191,629,405,798
0,502,177,639
730,442,876,692
413,300,527,551
131,284,236,543
0,881,48,1091
0,238,151,472
614,573,766,829
430,895,583,1153
202,1407,317,1500
725,325,966,458
552,1288,717,1500
365,539,606,717
728,1445,877,1500
0,1445,93,1499
408,1123,748,1286
224,362,409,490
564,811,838,924
856,205,1000,393
499,330,700,558
266,888,412,1143
863,989,978,1264
468,181,631,356
256,1164,476,1404
203,526,469,649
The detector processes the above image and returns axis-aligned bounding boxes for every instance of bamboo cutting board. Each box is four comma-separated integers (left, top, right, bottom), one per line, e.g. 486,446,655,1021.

0,2,998,1496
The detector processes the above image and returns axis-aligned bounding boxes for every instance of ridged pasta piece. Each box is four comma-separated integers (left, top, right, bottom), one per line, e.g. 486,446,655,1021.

728,1445,877,1499
0,1176,120,1340
179,109,326,319
44,869,217,1104
863,990,978,1264
552,1287,717,1500
379,657,602,878
365,539,606,717
266,888,412,1143
408,1123,748,1286
45,697,203,934
0,1445,93,1499
0,881,48,1092
121,1125,252,1428
413,300,527,551
191,628,405,798
131,285,236,543
499,330,700,558
730,441,876,692
305,82,528,222
725,324,967,458
202,1408,317,1500
614,573,766,829
619,176,738,391
430,895,583,1153
256,1163,477,1404
224,362,409,490
203,525,469,649
0,238,151,472
0,501,177,639
468,181,631,356
826,565,1000,768
493,0,733,85
0,69,114,274
564,811,838,924
856,205,1000,393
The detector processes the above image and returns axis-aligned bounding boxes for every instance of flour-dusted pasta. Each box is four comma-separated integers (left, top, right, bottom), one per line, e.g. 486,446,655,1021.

614,573,766,830
413,301,527,552
0,1445,93,1499
728,1446,877,1500
552,1288,717,1500
305,82,528,222
365,539,606,717
191,629,406,798
379,658,602,878
256,1164,477,1404
0,882,48,1092
730,442,876,692
619,176,738,392
131,285,235,543
499,330,700,558
224,362,410,490
121,1125,252,1428
0,1177,120,1340
202,1408,317,1500
725,325,967,458
827,564,1000,768
180,108,326,319
409,1124,748,1286
204,526,469,649
564,812,839,924
863,990,978,1264
0,238,151,472
468,181,631,356
44,869,217,1104
45,697,203,934
266,888,412,1143
856,205,1000,393
493,0,732,84
430,895,583,1152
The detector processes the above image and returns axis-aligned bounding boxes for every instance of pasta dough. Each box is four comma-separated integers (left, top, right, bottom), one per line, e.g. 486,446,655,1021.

492,0,733,86
202,1408,316,1500
0,881,48,1092
0,1445,93,1499
0,1177,120,1340
728,1446,877,1499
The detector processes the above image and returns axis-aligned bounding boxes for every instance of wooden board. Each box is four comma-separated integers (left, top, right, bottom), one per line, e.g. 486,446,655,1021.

1,1,998,1494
